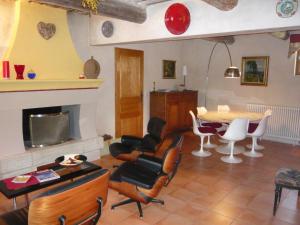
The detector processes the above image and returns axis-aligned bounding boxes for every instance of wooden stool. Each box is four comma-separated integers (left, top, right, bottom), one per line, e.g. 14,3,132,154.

273,168,300,215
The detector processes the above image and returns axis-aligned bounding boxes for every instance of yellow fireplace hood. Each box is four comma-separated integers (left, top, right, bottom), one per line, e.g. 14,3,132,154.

0,0,101,92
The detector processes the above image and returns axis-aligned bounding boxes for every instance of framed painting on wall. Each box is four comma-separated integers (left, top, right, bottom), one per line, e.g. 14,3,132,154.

241,56,269,86
295,50,300,76
163,60,176,79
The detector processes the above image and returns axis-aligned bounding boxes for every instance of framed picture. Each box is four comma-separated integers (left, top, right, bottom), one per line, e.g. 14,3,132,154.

163,60,176,79
295,50,300,76
241,56,269,86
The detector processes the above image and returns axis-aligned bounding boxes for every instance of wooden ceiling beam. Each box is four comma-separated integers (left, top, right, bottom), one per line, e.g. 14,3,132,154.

201,0,238,11
136,0,171,6
29,0,89,13
30,0,147,23
204,36,235,45
98,0,146,23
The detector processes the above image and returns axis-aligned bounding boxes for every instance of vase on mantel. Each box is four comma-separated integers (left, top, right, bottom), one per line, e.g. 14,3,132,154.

14,65,25,80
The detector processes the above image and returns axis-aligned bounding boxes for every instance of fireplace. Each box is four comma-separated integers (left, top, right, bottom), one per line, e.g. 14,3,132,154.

0,89,103,179
24,106,67,147
23,105,81,148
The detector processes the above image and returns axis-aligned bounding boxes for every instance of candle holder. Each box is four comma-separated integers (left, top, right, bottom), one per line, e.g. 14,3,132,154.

14,65,25,80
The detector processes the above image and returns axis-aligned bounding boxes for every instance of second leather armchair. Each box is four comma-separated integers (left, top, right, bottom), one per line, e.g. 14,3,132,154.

109,117,166,161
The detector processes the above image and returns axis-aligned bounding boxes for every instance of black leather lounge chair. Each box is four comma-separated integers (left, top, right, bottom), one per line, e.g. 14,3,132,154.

109,135,183,218
109,117,166,161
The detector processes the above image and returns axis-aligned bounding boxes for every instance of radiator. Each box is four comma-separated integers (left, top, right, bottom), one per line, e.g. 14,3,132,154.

247,103,300,145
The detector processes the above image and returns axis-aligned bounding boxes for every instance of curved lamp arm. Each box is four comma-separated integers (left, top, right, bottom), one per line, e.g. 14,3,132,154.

204,41,238,107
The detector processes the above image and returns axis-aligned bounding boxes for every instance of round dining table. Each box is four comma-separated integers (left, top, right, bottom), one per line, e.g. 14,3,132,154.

198,111,264,123
198,110,264,156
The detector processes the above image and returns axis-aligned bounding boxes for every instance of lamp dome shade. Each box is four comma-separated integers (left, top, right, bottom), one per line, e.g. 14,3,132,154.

224,66,240,78
165,3,190,35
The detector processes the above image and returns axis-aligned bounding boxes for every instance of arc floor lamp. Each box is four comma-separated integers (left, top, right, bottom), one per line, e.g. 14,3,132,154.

204,41,240,107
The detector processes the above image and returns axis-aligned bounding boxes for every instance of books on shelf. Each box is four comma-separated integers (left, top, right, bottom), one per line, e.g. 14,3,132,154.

34,169,60,183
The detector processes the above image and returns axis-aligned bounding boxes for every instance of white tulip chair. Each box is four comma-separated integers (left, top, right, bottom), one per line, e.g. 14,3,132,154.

244,113,271,157
218,118,249,164
197,106,223,148
190,111,216,157
246,109,272,151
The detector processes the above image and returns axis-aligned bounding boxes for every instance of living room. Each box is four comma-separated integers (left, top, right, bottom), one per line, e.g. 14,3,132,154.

0,0,300,224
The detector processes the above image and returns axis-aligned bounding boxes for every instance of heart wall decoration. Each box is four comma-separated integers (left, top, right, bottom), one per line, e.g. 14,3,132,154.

37,22,56,40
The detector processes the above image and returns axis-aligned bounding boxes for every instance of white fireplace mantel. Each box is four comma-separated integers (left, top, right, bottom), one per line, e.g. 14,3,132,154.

0,79,103,92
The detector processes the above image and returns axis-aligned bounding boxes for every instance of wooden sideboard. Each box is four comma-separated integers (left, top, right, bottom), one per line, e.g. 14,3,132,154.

150,90,198,133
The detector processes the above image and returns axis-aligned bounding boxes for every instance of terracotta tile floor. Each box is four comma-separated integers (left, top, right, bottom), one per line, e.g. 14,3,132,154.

1,131,300,224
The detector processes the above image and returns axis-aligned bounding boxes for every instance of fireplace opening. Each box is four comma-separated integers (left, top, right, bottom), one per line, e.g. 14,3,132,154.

23,105,80,148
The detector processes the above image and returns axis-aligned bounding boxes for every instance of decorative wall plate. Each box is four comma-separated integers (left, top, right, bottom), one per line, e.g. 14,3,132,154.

165,3,190,35
276,0,298,18
101,21,114,38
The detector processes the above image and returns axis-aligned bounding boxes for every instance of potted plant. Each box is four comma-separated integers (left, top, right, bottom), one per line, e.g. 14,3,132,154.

81,0,100,12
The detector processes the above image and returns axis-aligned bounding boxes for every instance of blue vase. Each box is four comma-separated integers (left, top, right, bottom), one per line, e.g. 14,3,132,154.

27,72,36,79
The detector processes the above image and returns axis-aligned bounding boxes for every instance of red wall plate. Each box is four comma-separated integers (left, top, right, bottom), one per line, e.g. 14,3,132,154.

165,3,190,35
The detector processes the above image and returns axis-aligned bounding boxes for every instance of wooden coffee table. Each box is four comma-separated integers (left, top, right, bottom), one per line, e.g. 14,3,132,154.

0,161,102,209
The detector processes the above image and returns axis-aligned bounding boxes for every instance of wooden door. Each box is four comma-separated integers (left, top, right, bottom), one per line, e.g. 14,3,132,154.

115,48,144,138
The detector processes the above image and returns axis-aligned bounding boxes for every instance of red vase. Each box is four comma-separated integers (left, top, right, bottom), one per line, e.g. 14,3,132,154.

14,65,25,80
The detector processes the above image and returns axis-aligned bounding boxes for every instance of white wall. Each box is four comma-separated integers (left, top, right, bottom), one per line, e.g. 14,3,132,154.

182,34,300,110
69,14,300,138
90,0,300,45
68,13,184,137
